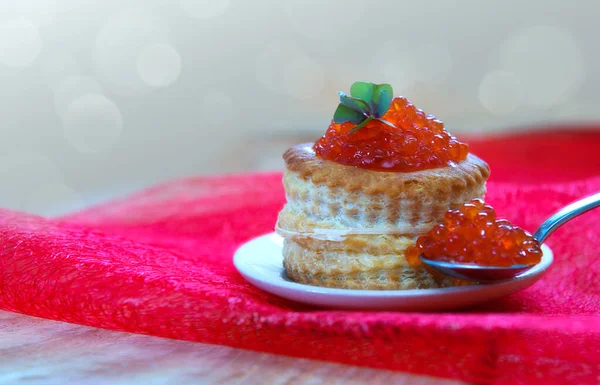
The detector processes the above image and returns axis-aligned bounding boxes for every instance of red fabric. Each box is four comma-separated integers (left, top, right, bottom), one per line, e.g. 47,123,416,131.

1,128,600,384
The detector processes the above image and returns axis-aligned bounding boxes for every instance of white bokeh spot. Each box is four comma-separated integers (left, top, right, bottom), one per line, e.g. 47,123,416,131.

0,19,42,67
256,41,325,100
493,26,584,109
63,94,123,153
94,8,171,96
179,0,230,19
136,44,182,88
478,71,523,115
54,76,104,119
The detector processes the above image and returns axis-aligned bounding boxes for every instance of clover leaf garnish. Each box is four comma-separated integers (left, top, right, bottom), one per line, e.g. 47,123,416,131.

333,82,395,134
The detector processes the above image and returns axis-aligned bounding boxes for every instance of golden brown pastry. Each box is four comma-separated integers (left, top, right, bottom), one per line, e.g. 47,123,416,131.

275,82,490,290
276,145,490,289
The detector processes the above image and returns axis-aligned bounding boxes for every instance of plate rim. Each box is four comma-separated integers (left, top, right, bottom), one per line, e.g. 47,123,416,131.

234,232,554,298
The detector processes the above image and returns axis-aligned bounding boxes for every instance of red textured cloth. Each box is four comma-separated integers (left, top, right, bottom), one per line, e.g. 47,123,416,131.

1,128,600,384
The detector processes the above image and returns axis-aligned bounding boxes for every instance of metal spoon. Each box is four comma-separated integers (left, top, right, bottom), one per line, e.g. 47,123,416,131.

419,192,600,283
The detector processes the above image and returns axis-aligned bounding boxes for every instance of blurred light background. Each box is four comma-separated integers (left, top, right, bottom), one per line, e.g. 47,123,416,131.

0,0,598,215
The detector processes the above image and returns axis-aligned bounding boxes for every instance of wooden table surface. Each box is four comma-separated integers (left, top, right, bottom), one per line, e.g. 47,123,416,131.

0,310,467,385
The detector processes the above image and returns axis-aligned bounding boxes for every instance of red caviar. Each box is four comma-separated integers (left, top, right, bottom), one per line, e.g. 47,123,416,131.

406,199,543,267
313,97,469,172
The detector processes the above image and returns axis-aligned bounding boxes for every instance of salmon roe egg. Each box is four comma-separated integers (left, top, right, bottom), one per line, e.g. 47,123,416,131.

406,199,543,267
313,97,469,172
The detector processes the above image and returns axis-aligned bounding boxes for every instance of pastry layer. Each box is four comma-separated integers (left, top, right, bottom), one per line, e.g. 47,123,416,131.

283,238,457,290
278,144,490,236
278,143,489,290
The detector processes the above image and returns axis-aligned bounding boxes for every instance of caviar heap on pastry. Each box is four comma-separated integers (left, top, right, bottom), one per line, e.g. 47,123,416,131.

276,82,490,290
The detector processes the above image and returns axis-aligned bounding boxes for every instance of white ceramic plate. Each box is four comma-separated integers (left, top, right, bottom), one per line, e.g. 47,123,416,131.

233,233,553,311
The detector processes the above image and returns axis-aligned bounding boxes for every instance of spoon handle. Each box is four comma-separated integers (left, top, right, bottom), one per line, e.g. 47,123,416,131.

533,192,600,243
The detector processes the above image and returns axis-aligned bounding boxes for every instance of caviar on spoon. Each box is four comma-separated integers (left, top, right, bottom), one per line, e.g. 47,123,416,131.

407,193,600,283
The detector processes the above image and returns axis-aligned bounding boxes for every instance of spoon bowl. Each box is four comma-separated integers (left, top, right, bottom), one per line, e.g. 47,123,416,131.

420,192,600,283
418,257,534,283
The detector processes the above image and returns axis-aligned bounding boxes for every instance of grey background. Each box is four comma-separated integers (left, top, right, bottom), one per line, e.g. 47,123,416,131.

0,0,598,215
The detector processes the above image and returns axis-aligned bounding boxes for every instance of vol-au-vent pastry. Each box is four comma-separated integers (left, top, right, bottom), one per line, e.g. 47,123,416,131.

276,82,490,290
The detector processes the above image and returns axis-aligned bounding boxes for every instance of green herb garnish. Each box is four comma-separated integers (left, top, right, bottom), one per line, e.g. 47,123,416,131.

333,82,395,133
